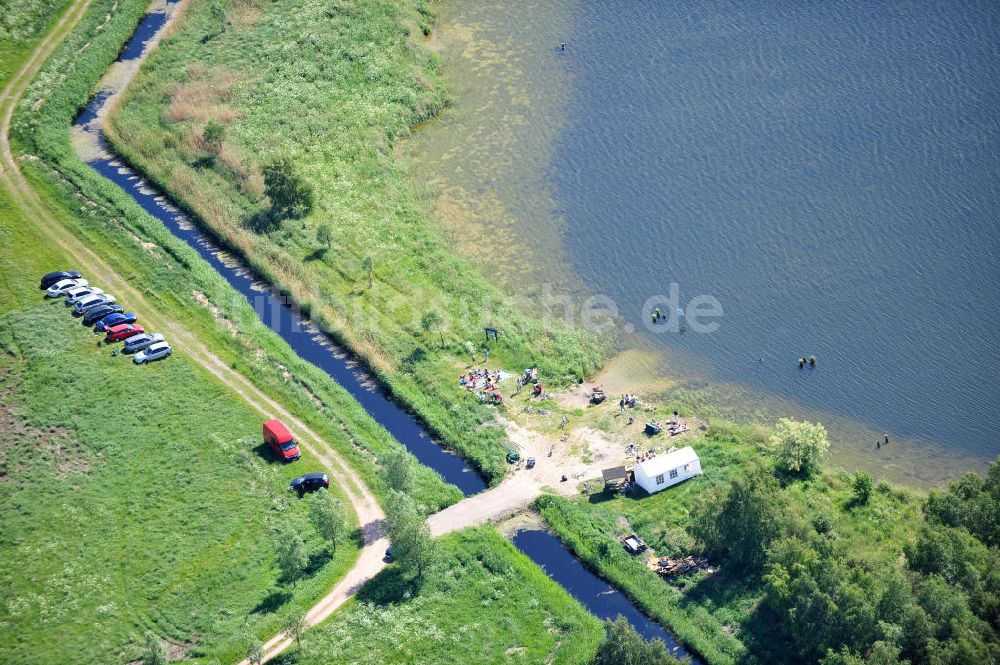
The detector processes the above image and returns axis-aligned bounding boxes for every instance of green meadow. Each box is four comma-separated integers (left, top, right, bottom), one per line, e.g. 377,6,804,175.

0,196,359,664
11,0,461,512
270,528,604,665
104,0,607,484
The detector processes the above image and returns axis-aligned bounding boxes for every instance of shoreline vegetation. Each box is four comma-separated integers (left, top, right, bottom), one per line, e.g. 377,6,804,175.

6,0,998,664
101,0,608,488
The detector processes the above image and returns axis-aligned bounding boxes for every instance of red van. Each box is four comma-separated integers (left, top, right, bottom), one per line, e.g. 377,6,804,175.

263,419,301,461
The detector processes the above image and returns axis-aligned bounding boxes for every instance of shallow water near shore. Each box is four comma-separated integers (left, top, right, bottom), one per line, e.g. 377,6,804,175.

408,0,1000,487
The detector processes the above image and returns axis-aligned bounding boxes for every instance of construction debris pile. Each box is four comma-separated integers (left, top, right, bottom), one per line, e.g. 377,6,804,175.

650,556,716,577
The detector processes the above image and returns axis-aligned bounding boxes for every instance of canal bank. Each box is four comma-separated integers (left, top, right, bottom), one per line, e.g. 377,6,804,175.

71,0,487,496
71,0,693,658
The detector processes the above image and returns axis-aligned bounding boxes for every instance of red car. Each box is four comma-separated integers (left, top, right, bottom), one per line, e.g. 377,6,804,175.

263,419,301,461
106,323,144,343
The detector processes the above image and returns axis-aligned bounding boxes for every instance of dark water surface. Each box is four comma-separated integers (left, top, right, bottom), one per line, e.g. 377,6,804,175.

513,529,696,661
556,0,1000,467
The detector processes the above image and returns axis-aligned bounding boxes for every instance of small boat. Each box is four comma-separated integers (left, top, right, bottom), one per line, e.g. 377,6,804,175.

645,421,662,436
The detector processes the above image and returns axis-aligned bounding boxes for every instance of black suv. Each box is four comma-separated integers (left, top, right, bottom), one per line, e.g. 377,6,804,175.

81,304,124,326
289,473,329,496
39,270,81,290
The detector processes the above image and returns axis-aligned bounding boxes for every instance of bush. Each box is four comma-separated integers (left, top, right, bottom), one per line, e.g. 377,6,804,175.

769,418,829,478
689,464,789,573
853,472,873,505
262,156,314,222
202,119,226,153
593,616,684,665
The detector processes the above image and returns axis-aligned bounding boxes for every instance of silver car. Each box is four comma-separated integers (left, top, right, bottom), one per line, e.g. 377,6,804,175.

45,278,87,297
134,341,172,364
64,286,103,306
73,293,116,315
122,333,164,354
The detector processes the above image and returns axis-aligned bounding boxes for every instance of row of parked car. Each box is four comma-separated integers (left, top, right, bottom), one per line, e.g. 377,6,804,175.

40,270,173,364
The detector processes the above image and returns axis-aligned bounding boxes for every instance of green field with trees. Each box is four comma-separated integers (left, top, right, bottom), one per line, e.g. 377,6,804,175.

538,420,1000,665
103,0,607,484
10,0,462,512
269,528,606,665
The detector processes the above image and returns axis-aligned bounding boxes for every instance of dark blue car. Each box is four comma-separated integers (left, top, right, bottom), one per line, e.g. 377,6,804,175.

93,312,137,333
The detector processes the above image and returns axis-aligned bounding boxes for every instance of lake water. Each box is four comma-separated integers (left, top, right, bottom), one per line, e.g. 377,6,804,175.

407,0,1000,486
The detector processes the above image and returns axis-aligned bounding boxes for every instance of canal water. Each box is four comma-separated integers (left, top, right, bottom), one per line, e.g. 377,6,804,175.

71,1,690,654
72,1,487,496
513,529,697,662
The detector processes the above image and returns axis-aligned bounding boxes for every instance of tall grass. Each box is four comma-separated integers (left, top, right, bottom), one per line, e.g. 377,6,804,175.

284,528,605,664
11,0,462,511
101,0,609,484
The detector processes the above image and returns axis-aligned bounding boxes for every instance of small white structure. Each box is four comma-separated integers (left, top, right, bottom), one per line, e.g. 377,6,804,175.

634,446,702,494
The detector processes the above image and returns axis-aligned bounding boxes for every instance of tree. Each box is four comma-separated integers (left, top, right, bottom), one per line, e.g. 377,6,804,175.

420,308,445,348
309,488,346,552
263,157,314,222
381,449,415,495
769,418,829,478
384,490,435,579
209,0,227,36
202,119,226,155
853,472,873,505
141,631,167,665
274,525,309,586
284,610,308,652
592,616,682,665
924,462,1000,547
244,634,264,665
689,464,788,572
361,255,373,288
315,222,332,253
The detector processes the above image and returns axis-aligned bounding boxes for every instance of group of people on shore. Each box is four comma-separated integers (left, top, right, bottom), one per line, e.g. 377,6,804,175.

459,367,506,404
618,393,638,412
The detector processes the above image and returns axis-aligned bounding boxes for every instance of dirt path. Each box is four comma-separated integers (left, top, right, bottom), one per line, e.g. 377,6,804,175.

2,4,634,663
0,5,388,663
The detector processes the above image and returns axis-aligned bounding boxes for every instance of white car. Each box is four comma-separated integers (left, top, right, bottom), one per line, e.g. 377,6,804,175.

72,293,116,315
64,286,103,306
45,278,87,297
134,341,172,364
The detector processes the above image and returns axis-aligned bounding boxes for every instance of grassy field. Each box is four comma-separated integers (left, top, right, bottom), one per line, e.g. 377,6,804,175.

270,528,605,664
0,189,360,663
103,0,608,484
0,0,70,82
10,0,462,512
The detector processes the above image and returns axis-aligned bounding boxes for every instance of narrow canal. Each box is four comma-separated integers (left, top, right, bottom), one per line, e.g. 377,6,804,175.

71,1,694,657
73,2,487,496
513,529,697,663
